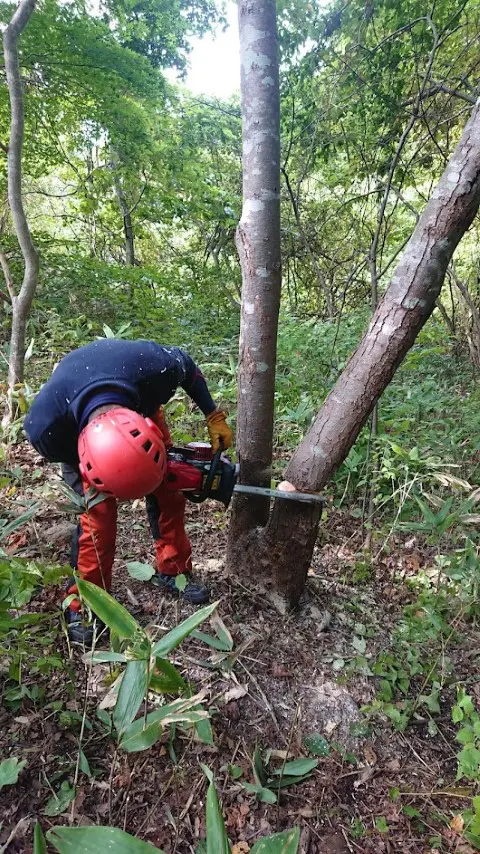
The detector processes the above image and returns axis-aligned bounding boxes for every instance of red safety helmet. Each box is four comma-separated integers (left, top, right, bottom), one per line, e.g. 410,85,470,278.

78,408,167,500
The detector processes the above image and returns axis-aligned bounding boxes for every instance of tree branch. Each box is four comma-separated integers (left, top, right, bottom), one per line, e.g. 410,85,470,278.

0,251,15,302
402,82,477,107
3,0,39,420
4,0,40,304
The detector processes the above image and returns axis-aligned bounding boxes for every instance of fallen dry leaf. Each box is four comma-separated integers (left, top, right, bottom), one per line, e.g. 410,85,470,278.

363,743,377,765
226,804,250,832
232,844,250,854
271,662,292,678
450,814,465,835
224,684,248,704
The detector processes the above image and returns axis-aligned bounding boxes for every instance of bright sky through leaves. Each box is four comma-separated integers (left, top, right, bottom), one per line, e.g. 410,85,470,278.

170,1,240,97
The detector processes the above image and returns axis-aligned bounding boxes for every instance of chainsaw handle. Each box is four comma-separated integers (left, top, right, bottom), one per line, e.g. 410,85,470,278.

187,444,223,504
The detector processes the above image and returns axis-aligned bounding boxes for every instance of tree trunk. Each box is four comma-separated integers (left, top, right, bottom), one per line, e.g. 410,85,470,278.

234,98,480,608
2,0,40,424
451,269,480,370
227,0,282,545
110,151,136,266
282,166,334,319
114,177,135,266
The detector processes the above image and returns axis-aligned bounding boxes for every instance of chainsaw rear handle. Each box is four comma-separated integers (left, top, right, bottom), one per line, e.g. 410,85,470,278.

186,443,224,504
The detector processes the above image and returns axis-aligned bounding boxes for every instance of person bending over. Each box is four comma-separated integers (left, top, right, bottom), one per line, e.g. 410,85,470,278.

24,338,232,645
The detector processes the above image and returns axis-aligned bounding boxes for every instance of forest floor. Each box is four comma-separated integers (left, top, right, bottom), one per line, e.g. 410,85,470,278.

0,442,478,854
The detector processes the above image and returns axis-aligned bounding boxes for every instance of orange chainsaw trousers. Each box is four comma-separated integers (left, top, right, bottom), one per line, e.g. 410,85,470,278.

64,408,191,610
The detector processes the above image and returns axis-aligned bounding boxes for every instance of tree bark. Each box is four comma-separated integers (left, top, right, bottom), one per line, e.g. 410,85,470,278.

450,268,480,370
235,97,480,608
2,0,39,424
114,176,135,266
227,0,282,545
281,166,334,319
110,150,136,266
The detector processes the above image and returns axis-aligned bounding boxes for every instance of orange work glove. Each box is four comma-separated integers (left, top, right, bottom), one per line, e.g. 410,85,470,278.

207,409,232,451
150,406,173,449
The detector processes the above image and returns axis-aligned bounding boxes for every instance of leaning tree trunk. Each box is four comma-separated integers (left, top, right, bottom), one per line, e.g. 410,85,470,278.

231,97,480,609
2,0,39,425
227,0,282,544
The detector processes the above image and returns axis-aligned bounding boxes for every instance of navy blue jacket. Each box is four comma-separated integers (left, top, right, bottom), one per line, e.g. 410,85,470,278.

24,339,216,465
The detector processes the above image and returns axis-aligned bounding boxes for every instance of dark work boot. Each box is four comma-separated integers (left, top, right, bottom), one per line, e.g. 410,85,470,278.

65,608,108,648
151,573,210,605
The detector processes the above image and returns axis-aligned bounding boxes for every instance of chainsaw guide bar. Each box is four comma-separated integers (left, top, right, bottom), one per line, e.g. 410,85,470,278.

233,484,324,504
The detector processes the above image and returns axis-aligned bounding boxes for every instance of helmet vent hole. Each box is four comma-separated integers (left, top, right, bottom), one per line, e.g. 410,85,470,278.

143,439,152,452
153,450,160,463
93,478,102,485
130,429,141,437
86,462,92,471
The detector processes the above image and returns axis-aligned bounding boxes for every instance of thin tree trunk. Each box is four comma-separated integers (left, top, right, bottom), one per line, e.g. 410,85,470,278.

227,0,282,546
110,150,135,266
234,98,480,608
281,167,334,319
2,0,39,424
114,177,135,266
451,268,480,370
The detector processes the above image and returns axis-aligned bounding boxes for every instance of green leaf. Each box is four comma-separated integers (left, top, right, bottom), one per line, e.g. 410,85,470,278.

250,827,300,853
0,757,27,789
114,660,149,734
200,763,214,785
195,717,214,745
302,733,330,757
420,690,440,714
151,601,219,657
456,726,474,745
211,613,234,651
243,782,277,804
274,773,316,790
452,705,464,723
458,693,476,715
77,579,141,640
83,651,128,664
253,747,267,786
192,630,232,651
457,746,480,778
403,805,420,818
119,696,206,753
79,749,92,778
46,826,167,852
0,504,39,543
126,562,156,581
175,574,188,592
44,780,76,816
96,708,112,731
150,657,187,694
203,769,230,854
119,719,162,754
352,636,366,654
33,823,48,854
85,490,111,511
228,764,243,780
272,759,318,776
375,817,389,833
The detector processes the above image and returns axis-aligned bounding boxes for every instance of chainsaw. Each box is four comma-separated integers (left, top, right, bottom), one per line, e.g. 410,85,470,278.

165,443,323,508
